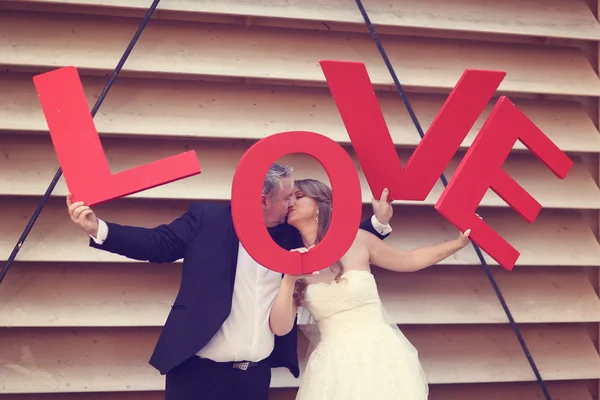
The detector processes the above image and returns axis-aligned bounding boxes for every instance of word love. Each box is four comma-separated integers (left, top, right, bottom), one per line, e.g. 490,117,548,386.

32,61,572,275
233,61,572,273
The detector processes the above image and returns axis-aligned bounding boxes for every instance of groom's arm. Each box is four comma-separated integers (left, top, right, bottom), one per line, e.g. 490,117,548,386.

88,203,204,263
359,215,391,240
360,188,394,240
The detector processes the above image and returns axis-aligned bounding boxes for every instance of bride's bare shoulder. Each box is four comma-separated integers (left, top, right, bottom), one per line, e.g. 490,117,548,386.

344,230,373,252
355,229,378,243
339,231,372,264
350,229,382,254
337,230,375,257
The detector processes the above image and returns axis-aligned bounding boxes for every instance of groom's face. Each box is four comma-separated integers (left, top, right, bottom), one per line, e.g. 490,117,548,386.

262,177,294,227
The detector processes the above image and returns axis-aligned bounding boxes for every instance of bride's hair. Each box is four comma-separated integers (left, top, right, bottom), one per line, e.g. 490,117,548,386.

292,178,344,306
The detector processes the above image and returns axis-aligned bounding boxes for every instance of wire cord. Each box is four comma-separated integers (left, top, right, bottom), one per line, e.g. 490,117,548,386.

353,1,552,399
0,0,162,285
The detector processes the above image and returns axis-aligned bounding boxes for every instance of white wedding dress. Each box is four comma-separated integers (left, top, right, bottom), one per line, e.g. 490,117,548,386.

296,269,429,400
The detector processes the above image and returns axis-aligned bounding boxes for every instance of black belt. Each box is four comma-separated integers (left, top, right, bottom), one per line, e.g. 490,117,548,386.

197,357,263,371
230,361,261,370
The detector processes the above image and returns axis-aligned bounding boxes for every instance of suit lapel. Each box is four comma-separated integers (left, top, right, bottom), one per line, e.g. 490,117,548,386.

226,208,240,290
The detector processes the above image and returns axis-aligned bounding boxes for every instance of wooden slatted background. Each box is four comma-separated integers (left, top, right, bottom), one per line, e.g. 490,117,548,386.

1,0,600,399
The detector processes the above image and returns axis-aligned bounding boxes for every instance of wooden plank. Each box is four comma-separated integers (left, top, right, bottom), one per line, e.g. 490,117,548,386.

0,396,165,400
0,327,162,393
274,382,595,400
0,381,593,400
0,380,593,400
1,10,600,96
427,381,594,400
0,198,598,266
2,264,599,327
0,263,180,328
5,0,600,41
373,267,600,324
284,325,600,386
1,133,597,209
2,72,599,153
0,324,597,393
404,324,600,384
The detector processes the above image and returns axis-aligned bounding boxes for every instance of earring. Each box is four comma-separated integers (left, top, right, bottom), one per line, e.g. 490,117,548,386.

316,210,319,224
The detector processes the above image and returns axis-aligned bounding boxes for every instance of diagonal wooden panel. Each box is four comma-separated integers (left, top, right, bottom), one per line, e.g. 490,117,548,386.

1,72,599,153
5,0,600,41
1,11,599,96
0,324,597,393
2,264,598,327
0,380,594,400
1,133,596,209
0,199,598,266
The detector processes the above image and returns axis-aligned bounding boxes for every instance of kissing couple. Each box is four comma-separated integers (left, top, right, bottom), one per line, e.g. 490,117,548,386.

67,163,472,400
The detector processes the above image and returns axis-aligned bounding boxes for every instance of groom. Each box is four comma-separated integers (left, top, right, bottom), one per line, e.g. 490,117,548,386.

67,163,393,400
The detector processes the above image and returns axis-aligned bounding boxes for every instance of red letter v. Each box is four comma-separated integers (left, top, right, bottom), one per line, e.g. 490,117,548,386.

320,61,505,201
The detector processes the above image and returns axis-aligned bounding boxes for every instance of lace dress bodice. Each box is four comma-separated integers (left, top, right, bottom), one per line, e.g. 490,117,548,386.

304,269,387,341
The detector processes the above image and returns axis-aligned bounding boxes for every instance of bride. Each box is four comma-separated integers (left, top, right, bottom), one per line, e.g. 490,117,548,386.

269,179,473,399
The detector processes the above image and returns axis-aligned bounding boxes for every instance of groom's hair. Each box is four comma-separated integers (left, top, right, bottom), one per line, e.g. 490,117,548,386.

263,163,292,200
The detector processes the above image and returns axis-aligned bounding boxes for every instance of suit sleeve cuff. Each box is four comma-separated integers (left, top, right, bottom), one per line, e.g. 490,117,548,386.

371,215,392,236
90,219,109,244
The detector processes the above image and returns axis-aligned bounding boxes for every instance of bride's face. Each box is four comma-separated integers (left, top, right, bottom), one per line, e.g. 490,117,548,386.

287,186,318,227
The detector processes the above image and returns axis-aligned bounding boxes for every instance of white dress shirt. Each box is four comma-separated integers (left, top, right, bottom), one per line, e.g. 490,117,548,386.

92,215,392,362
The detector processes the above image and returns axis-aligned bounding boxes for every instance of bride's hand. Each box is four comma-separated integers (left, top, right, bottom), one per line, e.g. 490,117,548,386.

290,245,315,254
456,213,483,248
457,229,472,248
284,272,319,283
285,246,319,282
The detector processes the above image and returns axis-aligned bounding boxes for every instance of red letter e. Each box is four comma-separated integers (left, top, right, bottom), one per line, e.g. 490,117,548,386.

435,97,573,270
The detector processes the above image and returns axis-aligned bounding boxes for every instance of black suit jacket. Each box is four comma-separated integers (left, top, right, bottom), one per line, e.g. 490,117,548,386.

90,202,389,377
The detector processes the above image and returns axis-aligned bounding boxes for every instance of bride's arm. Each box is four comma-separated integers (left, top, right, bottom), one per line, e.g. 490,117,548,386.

269,274,300,336
360,229,471,272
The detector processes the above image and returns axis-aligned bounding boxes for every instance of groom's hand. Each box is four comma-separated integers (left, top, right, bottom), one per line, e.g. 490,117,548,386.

67,193,100,237
372,188,393,225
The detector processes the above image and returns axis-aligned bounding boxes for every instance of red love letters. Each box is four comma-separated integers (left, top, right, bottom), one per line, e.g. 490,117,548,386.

232,61,572,272
33,61,573,273
231,131,362,274
33,66,201,206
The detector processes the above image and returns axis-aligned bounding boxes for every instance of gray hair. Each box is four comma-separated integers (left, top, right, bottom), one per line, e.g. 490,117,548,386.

263,163,293,199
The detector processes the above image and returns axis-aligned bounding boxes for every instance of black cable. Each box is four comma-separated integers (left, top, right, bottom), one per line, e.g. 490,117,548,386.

0,0,162,285
353,1,552,399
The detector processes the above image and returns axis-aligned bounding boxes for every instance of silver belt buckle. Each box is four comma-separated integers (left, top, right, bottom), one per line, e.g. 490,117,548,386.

233,361,249,370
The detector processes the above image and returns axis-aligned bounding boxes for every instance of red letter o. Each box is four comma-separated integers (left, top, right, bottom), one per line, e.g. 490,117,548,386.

231,131,362,274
